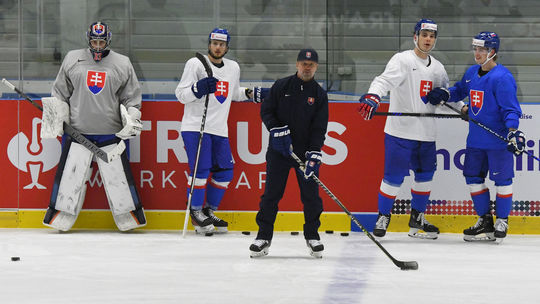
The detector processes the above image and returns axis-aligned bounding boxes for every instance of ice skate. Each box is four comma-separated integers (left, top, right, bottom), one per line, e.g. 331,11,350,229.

249,239,271,258
203,207,228,233
463,214,495,242
306,239,324,258
494,217,508,244
190,208,215,234
373,213,391,237
408,209,439,239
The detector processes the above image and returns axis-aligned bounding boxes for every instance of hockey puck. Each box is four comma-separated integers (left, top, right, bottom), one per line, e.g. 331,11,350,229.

340,232,349,236
290,231,299,235
242,231,251,235
11,256,20,261
325,230,334,234
204,232,214,237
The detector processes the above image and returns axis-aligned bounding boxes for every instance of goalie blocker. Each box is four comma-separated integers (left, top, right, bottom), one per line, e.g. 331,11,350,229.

43,134,146,231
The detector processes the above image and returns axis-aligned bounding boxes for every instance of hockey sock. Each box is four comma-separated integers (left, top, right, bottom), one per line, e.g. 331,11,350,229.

495,185,513,218
378,180,400,215
469,184,490,216
410,180,432,213
186,186,205,209
206,180,228,210
187,175,208,210
205,169,232,209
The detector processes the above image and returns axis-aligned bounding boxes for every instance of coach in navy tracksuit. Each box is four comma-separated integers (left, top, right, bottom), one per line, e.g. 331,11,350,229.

249,49,329,258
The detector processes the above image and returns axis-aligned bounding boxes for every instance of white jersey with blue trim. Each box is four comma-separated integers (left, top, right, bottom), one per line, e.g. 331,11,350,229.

175,55,246,137
52,48,142,135
368,50,451,142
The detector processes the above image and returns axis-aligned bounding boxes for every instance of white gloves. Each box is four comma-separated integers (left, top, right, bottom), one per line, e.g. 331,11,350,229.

116,104,143,139
40,97,70,139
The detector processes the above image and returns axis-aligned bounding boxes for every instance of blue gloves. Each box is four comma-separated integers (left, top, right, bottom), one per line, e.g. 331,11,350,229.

253,87,270,103
358,93,380,120
423,87,450,105
304,151,322,179
191,77,218,99
269,125,292,156
507,130,526,155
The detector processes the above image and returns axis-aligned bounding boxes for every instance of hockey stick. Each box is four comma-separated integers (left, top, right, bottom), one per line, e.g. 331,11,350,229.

182,52,213,237
290,152,419,270
1,78,124,163
373,112,462,118
443,103,540,162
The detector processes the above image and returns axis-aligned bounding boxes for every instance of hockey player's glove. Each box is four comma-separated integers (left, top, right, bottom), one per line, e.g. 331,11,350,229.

507,130,526,156
269,125,292,157
253,87,270,103
116,104,143,139
423,87,449,105
358,93,380,120
304,151,322,179
460,105,469,121
191,77,218,99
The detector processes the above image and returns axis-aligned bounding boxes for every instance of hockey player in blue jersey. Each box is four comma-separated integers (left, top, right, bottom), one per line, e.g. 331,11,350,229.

425,31,524,243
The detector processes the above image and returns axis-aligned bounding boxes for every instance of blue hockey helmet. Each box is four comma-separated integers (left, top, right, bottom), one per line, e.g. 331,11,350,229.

86,21,111,61
208,28,230,45
414,18,438,37
472,31,500,52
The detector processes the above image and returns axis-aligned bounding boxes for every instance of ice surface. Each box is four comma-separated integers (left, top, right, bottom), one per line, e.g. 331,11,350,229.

1,229,539,304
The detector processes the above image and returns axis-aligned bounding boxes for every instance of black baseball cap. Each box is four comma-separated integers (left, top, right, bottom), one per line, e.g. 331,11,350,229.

297,48,318,63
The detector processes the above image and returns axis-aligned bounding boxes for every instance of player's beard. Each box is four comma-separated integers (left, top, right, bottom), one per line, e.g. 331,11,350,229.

208,49,227,60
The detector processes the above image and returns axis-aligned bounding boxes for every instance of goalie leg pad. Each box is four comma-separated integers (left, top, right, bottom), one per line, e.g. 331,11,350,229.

44,139,92,231
97,142,146,231
53,142,93,215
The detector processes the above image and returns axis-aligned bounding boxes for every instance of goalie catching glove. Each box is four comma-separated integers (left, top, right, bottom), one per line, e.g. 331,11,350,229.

507,130,525,155
358,93,380,120
116,104,143,139
303,151,322,179
40,97,70,139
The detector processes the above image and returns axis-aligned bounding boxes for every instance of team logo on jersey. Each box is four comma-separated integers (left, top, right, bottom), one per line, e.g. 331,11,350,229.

215,81,229,104
470,89,484,115
420,80,433,97
86,70,107,95
307,97,315,105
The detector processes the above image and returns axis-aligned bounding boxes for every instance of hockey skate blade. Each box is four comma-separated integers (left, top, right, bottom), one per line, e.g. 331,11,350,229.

194,224,215,235
309,250,323,259
214,227,228,234
249,248,269,258
463,233,495,242
408,228,438,240
494,238,505,245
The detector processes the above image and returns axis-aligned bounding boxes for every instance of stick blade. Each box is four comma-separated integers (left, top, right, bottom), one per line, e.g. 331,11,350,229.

396,260,419,271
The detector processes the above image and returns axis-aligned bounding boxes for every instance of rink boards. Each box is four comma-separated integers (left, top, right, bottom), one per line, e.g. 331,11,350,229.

1,99,540,233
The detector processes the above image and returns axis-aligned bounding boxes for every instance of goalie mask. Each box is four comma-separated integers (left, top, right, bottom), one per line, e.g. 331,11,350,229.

413,18,438,54
87,21,111,62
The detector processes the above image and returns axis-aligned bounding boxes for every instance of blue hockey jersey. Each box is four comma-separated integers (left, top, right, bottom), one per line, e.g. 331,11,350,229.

448,64,521,149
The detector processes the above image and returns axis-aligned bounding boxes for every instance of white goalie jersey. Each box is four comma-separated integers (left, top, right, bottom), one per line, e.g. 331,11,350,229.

368,50,452,142
175,55,246,138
